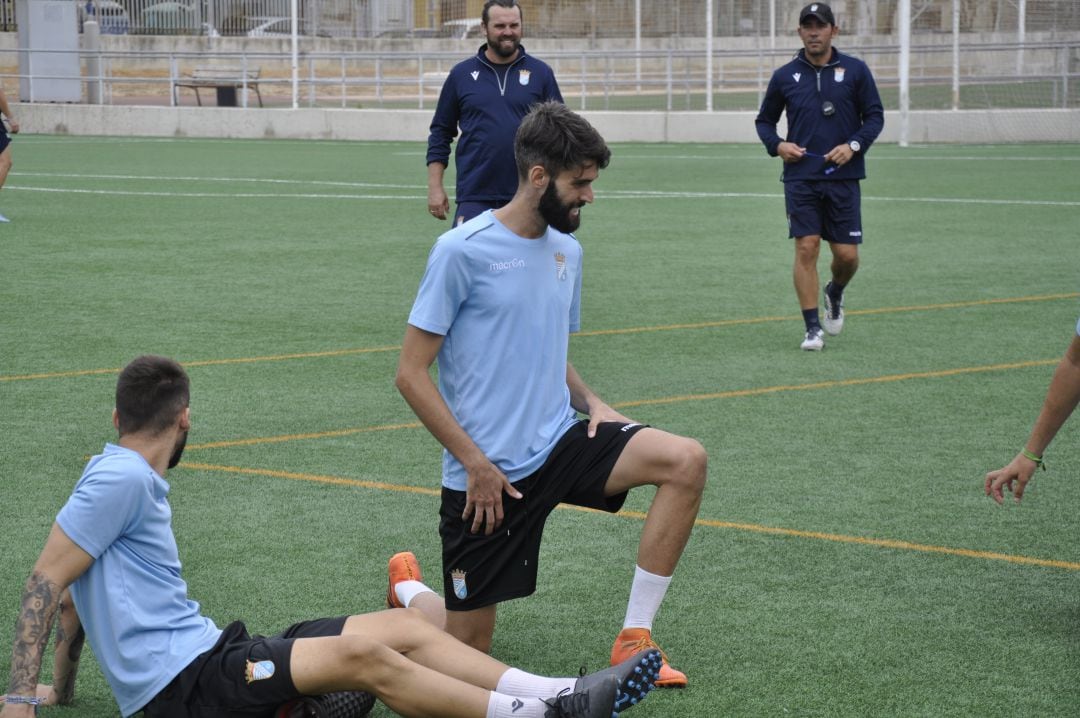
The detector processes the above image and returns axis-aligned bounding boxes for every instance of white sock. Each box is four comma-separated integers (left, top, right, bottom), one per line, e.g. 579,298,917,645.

394,579,435,608
621,565,673,632
485,692,553,718
495,667,573,698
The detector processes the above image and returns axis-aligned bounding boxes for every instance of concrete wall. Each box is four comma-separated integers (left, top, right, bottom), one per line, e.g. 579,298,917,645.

12,102,1080,144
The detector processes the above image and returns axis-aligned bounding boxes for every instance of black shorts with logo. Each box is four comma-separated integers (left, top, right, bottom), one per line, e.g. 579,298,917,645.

439,420,646,611
141,616,347,718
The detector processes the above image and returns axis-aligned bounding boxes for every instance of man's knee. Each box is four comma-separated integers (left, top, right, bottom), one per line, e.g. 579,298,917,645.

446,611,495,654
647,435,707,496
672,437,708,495
794,235,821,264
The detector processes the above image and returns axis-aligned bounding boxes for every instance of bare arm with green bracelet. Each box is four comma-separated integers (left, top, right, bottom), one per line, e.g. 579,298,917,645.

985,331,1080,504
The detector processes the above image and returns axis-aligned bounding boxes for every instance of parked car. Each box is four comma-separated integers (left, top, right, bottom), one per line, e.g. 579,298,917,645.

78,0,130,34
442,18,483,40
141,2,199,35
246,16,292,37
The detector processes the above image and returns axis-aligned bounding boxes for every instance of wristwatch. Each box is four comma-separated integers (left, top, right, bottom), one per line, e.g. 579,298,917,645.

848,140,861,153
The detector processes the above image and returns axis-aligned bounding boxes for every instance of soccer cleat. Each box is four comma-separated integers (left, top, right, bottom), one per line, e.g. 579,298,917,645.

800,327,825,351
543,675,618,718
610,628,687,689
385,551,423,609
822,283,844,336
576,648,661,713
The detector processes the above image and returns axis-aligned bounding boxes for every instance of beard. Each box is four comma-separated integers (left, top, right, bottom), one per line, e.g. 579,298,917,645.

487,34,520,59
168,430,188,469
538,180,583,234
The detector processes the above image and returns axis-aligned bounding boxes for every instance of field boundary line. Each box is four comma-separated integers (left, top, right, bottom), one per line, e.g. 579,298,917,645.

1,346,400,383
614,358,1059,409
182,461,1080,572
182,358,1059,452
4,293,1075,383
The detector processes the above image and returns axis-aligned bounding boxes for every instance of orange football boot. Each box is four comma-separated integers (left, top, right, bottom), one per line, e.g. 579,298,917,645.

610,627,687,688
386,551,423,609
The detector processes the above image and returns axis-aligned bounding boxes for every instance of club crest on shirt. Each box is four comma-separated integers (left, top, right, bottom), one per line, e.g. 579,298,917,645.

519,69,531,86
245,660,275,683
835,67,845,82
451,569,468,599
554,251,567,281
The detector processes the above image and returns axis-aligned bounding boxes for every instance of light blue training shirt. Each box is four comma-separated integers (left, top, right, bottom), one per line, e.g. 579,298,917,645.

408,210,583,491
56,443,221,717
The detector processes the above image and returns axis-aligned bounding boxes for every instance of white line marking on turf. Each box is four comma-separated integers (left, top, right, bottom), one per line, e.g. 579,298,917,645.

13,172,424,190
10,186,424,200
12,184,1079,207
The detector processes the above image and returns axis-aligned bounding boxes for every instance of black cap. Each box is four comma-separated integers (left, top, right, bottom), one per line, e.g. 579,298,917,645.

799,3,835,26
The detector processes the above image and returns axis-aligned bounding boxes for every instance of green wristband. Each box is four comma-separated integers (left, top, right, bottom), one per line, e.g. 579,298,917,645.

1021,449,1045,470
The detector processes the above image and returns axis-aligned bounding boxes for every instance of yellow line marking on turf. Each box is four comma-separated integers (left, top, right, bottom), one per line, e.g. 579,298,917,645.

0,346,400,382
612,359,1060,409
4,292,1075,383
575,292,1080,337
182,462,440,497
182,358,1058,451
181,461,1080,572
187,422,422,451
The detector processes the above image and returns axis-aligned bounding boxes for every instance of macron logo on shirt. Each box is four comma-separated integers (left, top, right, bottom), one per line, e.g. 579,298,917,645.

490,258,526,272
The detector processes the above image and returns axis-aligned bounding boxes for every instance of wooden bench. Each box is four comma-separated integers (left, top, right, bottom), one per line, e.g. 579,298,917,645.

174,67,263,107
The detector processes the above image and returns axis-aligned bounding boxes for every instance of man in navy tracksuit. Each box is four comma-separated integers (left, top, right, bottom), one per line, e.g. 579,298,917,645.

755,3,884,351
426,0,562,226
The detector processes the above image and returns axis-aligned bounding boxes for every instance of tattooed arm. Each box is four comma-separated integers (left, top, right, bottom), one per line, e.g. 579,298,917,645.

43,589,85,705
2,524,93,717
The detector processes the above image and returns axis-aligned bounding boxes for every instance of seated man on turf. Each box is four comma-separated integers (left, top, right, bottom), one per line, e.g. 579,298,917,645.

0,355,660,718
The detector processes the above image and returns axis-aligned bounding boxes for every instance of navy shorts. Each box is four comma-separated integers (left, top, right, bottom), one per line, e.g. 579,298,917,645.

454,200,507,225
439,420,646,611
785,179,863,244
0,128,10,155
141,616,347,718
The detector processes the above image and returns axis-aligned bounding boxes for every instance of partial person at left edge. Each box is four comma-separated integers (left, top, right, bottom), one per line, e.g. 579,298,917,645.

0,84,20,223
426,0,563,226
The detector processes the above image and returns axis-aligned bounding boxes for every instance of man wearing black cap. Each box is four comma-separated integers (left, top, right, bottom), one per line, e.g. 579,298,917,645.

755,3,884,351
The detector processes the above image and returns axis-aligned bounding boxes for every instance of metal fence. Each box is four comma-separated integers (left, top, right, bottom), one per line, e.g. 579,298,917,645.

6,1,1080,118
43,0,1080,39
20,38,1077,113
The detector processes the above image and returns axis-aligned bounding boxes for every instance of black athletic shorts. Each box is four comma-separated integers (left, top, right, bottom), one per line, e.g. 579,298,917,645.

439,420,646,611
140,616,347,718
454,200,507,225
784,178,863,244
0,128,10,155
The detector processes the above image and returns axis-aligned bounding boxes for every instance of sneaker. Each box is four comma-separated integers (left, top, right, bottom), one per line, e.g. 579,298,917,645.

822,283,844,336
800,327,825,351
385,551,422,609
610,628,687,689
576,648,661,712
543,676,618,718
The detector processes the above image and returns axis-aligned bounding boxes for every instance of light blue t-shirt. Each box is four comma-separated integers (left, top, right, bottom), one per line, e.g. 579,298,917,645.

408,211,582,490
1076,315,1079,335
56,444,221,717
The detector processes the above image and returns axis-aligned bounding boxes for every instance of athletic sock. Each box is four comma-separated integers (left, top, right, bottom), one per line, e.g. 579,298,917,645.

486,692,552,718
495,668,573,698
826,280,845,302
621,565,673,632
802,307,822,331
394,580,435,608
